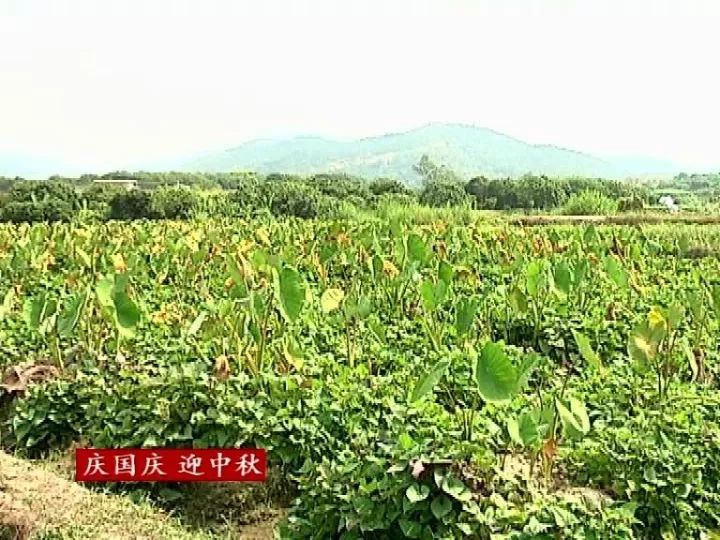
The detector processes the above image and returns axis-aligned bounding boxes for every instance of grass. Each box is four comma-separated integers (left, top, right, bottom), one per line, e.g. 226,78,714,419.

0,451,282,540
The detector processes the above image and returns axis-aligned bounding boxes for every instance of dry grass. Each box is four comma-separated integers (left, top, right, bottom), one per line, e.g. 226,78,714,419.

509,213,720,226
0,452,282,540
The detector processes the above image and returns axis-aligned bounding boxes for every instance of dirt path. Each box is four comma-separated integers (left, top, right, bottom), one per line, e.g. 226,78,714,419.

509,213,720,226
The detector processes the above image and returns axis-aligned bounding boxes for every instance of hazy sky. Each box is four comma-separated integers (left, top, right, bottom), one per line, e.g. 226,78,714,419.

1,0,719,174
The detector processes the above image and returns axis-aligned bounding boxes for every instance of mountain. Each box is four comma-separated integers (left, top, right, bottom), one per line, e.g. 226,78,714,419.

185,123,683,182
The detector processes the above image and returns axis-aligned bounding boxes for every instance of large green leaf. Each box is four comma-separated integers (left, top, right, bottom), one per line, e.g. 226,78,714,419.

420,280,437,312
112,290,140,338
438,261,454,285
553,261,572,296
627,320,663,367
276,267,305,323
572,330,602,370
57,290,89,338
0,289,14,321
430,494,453,519
440,475,472,502
398,518,423,538
515,353,539,392
604,256,627,289
420,280,447,313
556,397,590,438
525,261,543,297
95,276,115,310
712,285,720,317
455,297,478,336
507,411,539,447
573,259,588,287
410,359,450,403
475,342,518,403
407,234,428,265
508,286,528,314
23,294,47,330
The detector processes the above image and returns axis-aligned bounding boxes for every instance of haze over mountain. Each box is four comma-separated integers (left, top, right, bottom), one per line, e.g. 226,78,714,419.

1,124,689,181
185,123,683,182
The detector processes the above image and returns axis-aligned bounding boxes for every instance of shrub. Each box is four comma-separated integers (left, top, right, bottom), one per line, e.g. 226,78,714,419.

569,376,720,538
561,190,618,216
265,181,326,219
419,181,470,208
81,184,125,216
0,181,80,223
310,174,371,201
369,177,412,197
150,186,199,219
618,195,646,212
108,190,158,220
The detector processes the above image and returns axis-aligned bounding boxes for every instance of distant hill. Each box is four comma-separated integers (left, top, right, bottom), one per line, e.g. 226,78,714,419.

185,123,682,182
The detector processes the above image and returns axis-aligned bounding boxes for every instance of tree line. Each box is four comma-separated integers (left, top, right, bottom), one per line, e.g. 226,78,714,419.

0,157,657,222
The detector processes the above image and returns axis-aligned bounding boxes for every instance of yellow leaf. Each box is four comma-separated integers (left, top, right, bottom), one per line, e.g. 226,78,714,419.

112,253,127,273
256,228,271,246
237,239,254,254
383,259,399,278
648,307,666,330
321,288,345,313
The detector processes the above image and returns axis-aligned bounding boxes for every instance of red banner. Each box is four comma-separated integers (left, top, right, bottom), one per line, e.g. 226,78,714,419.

75,448,266,482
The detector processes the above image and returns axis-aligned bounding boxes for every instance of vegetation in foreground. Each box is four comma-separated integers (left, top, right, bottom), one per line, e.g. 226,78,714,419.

0,214,719,538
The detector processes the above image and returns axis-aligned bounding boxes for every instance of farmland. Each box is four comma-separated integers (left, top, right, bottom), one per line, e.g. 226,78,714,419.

2,214,720,539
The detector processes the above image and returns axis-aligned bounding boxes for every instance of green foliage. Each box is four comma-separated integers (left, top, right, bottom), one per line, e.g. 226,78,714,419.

150,186,199,219
618,194,646,212
0,181,80,222
369,177,412,197
108,190,157,220
3,217,720,539
562,189,619,216
265,181,328,219
419,181,469,208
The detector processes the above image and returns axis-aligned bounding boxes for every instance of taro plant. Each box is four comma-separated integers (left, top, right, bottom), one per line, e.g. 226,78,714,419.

506,394,590,482
320,285,372,368
411,341,536,441
418,261,453,351
95,273,141,360
372,231,430,315
505,330,599,481
628,304,685,398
